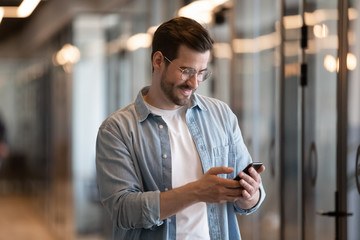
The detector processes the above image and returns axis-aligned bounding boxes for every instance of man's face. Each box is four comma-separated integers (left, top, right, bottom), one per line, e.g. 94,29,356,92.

160,45,210,108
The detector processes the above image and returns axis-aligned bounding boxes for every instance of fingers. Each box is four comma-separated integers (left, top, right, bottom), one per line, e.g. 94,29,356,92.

237,166,263,199
195,178,242,203
211,187,243,203
197,167,243,203
200,166,263,203
238,165,264,182
256,165,266,174
206,166,234,176
239,178,257,198
249,166,263,182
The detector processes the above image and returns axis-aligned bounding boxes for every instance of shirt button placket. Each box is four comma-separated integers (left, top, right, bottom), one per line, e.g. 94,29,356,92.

158,121,171,193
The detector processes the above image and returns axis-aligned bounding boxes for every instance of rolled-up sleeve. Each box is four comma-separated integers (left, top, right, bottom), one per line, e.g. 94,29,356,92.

233,183,266,215
96,124,163,230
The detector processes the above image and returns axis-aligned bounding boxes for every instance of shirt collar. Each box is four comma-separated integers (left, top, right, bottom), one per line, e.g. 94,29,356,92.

134,86,208,122
189,93,208,111
134,87,152,123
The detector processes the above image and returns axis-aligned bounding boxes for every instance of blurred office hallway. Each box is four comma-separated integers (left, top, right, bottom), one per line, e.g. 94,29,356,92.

0,0,359,239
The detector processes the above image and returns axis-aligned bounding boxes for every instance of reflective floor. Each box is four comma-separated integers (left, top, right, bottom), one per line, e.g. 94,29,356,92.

0,195,55,240
0,194,105,240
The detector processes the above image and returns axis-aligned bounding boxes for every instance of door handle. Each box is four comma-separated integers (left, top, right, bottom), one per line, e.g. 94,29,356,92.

356,145,360,195
317,191,353,218
316,211,353,217
269,139,275,178
309,142,318,186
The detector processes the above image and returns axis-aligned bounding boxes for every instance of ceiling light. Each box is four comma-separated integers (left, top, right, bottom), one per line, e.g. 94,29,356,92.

126,33,152,51
0,8,4,23
213,43,232,59
324,54,337,72
17,0,41,18
347,53,357,71
1,0,40,18
54,44,81,66
178,0,230,24
232,32,280,53
313,24,329,39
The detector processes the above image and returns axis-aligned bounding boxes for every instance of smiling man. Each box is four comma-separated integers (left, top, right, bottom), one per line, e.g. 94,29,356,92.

144,45,209,109
96,17,266,240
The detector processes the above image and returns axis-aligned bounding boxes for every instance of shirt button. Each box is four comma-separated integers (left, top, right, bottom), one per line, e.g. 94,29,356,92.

162,154,167,159
168,219,172,223
159,124,163,129
165,188,168,191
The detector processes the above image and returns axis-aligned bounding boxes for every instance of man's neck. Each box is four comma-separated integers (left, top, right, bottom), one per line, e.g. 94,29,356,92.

143,86,180,110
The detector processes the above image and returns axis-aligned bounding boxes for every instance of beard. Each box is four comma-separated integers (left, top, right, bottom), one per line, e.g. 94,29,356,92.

160,71,196,107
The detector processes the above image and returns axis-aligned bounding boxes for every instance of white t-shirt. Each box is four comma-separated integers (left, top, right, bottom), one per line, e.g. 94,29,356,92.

147,104,210,240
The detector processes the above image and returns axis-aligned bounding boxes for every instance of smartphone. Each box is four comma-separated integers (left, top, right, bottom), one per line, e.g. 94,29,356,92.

233,162,263,181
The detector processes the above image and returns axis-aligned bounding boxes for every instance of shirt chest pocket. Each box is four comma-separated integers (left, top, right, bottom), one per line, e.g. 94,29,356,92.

211,145,236,179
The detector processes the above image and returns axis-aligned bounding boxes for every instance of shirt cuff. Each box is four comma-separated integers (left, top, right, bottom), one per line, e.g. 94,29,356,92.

141,190,164,228
233,184,266,215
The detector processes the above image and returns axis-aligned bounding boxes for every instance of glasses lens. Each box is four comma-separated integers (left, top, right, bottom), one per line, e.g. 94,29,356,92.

199,70,211,82
181,68,195,81
181,69,212,82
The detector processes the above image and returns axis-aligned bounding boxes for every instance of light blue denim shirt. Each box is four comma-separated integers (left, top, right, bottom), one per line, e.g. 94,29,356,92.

96,87,265,240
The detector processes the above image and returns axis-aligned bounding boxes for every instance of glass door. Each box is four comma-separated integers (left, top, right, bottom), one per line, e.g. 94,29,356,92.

232,0,281,239
346,0,360,239
302,0,360,239
301,1,338,239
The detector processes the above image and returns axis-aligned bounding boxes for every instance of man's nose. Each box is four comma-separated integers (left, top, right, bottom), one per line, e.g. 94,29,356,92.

186,74,199,89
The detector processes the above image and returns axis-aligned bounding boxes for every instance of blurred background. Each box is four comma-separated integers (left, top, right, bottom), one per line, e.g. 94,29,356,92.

0,0,359,239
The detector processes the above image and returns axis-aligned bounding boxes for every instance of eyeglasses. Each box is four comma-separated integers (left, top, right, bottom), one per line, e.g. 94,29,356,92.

164,56,211,82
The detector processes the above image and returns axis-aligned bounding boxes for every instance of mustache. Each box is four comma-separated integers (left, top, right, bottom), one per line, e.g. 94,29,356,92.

178,83,194,90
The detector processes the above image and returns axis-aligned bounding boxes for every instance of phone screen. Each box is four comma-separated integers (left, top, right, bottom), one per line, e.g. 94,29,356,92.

233,162,263,181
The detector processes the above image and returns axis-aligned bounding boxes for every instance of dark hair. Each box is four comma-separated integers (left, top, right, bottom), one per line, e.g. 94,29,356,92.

151,17,214,62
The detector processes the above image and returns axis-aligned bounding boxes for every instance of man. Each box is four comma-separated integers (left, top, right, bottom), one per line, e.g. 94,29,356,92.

96,17,265,239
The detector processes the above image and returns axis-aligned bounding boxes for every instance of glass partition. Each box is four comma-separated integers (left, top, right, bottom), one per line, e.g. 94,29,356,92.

302,2,338,239
232,0,281,239
347,1,360,239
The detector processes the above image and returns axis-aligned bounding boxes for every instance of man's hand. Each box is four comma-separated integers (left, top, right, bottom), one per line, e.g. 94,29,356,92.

160,167,242,220
192,167,243,203
234,165,265,209
160,166,264,220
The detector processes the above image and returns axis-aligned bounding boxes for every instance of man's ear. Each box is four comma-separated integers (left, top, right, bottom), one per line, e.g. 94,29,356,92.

152,51,164,71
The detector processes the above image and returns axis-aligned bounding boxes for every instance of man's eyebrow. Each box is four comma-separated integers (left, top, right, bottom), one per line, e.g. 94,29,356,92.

178,64,193,69
179,66,208,72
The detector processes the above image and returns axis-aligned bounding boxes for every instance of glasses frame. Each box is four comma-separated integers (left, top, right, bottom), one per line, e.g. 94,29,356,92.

163,56,211,82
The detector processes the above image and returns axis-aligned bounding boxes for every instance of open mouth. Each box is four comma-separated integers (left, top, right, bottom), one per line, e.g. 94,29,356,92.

178,85,193,97
181,88,192,96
